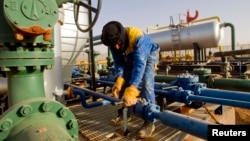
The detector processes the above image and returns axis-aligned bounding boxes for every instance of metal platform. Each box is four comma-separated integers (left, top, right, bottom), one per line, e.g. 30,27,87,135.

69,103,207,141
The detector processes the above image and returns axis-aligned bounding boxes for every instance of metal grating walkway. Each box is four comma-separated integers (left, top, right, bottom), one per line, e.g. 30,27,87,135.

69,104,197,141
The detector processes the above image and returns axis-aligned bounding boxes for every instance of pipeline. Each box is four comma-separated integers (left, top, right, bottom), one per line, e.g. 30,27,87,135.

213,48,250,57
155,88,250,109
220,22,250,60
208,76,250,92
67,76,250,140
155,75,177,83
0,0,104,140
67,82,216,140
95,76,250,109
72,89,112,108
155,74,250,92
153,110,213,140
134,101,216,140
65,83,120,108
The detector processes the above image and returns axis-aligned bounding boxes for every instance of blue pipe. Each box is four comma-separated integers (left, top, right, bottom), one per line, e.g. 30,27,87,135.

198,88,250,102
73,89,112,108
96,78,173,90
188,95,250,108
155,88,250,109
155,89,192,103
65,83,121,108
134,102,216,140
96,79,114,86
153,110,215,140
69,79,219,140
95,79,250,108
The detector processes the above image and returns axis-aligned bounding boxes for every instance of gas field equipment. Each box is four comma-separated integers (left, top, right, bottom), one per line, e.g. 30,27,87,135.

0,0,102,140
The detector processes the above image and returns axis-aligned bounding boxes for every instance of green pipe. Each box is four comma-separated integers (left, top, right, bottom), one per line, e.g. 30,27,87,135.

7,70,45,106
224,22,250,60
0,98,78,141
9,122,74,141
155,75,177,83
0,0,80,140
210,77,250,92
155,73,250,93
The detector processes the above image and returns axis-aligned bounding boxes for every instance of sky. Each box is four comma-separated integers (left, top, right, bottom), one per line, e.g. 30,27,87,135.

92,0,250,46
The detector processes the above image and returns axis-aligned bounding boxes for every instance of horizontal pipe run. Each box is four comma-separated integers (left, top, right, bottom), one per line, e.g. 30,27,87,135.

155,88,250,109
199,88,250,102
97,78,172,90
95,79,114,86
73,89,112,108
212,78,250,92
213,49,250,57
155,75,178,83
82,78,250,108
95,79,250,108
65,83,121,108
188,95,250,108
153,110,216,140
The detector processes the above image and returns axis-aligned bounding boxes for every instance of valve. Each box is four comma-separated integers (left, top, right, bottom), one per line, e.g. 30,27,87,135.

3,0,58,41
186,10,199,23
74,0,102,32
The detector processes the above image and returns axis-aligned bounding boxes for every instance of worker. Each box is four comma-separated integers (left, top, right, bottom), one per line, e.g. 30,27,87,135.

101,21,160,139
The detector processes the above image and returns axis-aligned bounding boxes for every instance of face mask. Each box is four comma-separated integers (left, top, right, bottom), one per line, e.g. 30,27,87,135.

111,40,124,53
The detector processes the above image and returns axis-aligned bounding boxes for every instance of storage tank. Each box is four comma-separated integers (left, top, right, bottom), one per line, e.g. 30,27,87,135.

149,21,224,51
44,3,90,99
60,3,89,66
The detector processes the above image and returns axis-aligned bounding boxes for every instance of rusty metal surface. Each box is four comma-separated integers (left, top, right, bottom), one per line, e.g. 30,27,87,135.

69,104,192,141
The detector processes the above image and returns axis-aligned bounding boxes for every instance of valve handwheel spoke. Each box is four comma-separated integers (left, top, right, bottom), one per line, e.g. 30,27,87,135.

74,0,102,32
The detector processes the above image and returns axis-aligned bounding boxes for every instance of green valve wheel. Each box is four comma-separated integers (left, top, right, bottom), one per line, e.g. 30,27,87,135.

3,0,58,40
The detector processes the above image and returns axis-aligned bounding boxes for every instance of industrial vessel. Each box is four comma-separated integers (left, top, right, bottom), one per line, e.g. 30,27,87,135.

0,0,249,140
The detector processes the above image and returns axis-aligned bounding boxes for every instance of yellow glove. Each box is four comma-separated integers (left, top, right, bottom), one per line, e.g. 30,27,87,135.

112,77,125,98
122,85,140,107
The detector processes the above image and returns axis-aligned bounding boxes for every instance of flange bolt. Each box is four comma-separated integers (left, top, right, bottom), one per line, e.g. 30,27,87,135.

0,119,12,131
19,105,33,116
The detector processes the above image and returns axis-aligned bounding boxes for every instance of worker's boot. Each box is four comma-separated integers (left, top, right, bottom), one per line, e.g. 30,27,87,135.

138,122,155,139
109,116,132,126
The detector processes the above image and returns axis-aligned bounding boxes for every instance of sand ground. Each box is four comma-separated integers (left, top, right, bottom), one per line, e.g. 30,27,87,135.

235,108,250,124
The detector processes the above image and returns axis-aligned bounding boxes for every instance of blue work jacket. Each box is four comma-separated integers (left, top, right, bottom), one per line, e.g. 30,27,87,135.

111,27,159,87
